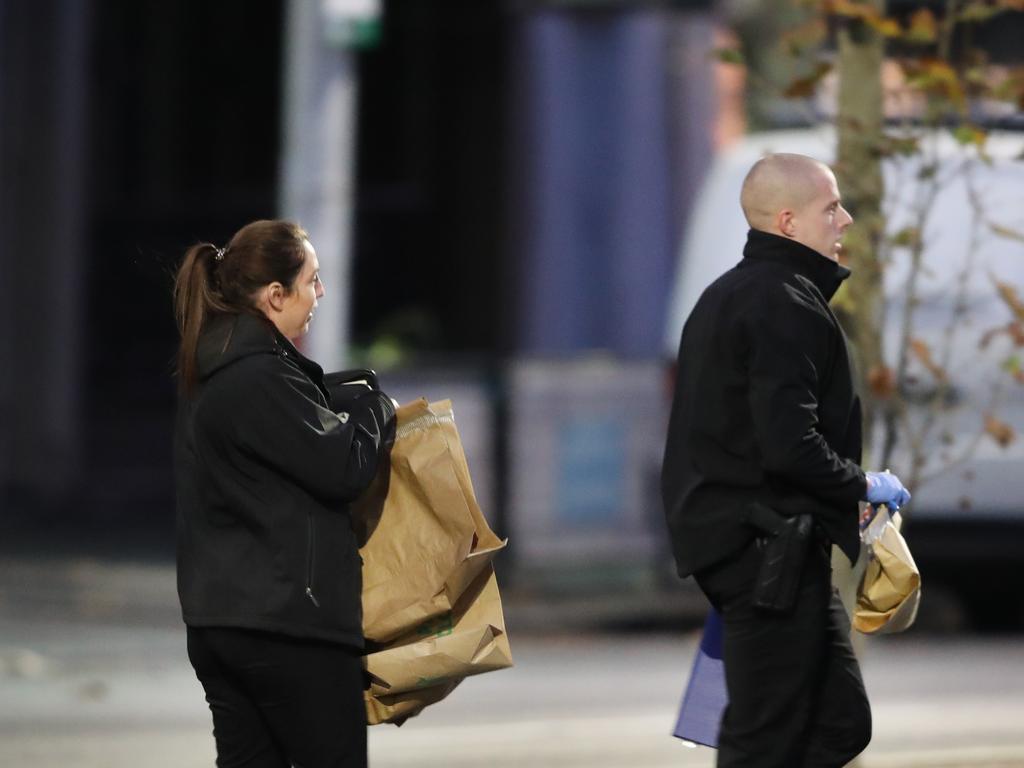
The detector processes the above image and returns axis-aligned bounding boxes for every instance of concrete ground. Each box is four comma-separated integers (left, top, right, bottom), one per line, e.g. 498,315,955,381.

1,557,1023,768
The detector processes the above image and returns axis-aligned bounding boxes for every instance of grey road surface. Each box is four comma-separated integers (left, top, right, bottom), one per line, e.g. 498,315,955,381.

1,559,1023,768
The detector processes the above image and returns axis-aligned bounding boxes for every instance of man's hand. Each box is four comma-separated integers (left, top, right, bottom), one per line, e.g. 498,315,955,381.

865,471,911,511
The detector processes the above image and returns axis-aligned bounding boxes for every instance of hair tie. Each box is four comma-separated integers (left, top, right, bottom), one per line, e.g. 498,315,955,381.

214,246,226,261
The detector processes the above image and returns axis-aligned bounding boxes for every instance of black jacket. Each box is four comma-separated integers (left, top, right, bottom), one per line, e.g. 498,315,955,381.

175,313,394,647
662,229,867,578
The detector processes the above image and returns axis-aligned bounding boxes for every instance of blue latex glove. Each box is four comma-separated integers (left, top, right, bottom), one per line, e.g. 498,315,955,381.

865,471,911,510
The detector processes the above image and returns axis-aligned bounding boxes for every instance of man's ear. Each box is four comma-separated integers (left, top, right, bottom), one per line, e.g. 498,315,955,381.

265,282,286,313
776,209,796,238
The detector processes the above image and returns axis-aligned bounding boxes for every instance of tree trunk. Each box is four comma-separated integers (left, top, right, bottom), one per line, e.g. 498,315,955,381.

834,4,886,460
833,15,887,767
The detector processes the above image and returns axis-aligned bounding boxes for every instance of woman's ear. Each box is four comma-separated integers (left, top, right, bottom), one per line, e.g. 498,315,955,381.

265,282,286,312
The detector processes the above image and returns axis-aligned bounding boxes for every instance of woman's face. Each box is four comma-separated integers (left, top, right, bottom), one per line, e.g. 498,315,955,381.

268,239,325,340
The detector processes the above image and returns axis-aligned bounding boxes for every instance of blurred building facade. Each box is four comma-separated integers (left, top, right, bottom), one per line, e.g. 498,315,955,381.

4,0,1022,625
1,0,285,545
0,1,726,572
1,0,91,517
506,2,720,357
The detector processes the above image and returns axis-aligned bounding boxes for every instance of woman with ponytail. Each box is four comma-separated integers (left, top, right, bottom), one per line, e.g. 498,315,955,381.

173,219,394,768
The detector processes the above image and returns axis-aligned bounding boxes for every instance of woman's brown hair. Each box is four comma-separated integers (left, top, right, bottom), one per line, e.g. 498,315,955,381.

173,219,309,396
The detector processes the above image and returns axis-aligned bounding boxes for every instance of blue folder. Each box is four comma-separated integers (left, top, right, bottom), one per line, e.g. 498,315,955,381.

673,608,727,749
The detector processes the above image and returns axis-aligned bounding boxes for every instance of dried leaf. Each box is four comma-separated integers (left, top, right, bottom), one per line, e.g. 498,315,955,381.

995,0,1024,10
826,0,902,35
992,278,1024,322
1009,324,1024,346
783,61,834,99
905,59,966,109
964,67,990,89
984,323,1024,349
827,0,874,20
869,16,903,36
867,364,896,399
906,8,938,43
979,326,1000,349
909,337,948,382
1003,355,1024,384
990,69,1024,108
990,222,1024,243
984,413,1016,447
953,124,988,147
957,1,1003,22
889,226,922,249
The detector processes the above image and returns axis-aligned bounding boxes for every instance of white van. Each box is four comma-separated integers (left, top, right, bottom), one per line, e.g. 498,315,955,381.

664,128,1024,627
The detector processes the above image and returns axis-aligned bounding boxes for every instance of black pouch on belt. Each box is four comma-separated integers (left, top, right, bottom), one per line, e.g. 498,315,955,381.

744,503,814,614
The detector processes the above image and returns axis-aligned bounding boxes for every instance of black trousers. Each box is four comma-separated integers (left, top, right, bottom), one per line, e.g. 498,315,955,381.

187,626,367,768
695,538,871,768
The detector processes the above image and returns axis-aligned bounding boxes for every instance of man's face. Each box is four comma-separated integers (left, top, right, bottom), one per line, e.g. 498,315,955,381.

791,167,853,261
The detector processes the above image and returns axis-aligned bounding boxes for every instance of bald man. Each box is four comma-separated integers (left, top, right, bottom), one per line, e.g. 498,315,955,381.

662,154,909,767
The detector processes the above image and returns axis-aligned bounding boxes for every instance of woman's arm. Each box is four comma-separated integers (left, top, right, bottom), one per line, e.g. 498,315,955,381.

200,361,395,503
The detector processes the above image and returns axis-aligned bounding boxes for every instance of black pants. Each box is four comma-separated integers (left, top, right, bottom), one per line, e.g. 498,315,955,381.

187,626,367,768
695,539,871,768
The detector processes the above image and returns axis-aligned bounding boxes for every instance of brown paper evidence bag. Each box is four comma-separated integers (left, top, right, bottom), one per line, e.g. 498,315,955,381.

854,510,921,635
352,398,513,725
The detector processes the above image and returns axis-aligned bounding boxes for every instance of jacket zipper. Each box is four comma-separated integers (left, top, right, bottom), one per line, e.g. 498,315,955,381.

305,512,320,607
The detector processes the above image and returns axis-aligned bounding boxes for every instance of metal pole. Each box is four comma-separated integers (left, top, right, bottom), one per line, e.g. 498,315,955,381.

279,0,366,371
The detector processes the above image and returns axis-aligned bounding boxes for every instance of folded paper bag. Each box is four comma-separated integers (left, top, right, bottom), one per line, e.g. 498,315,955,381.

855,510,921,635
365,565,512,699
365,680,461,727
354,398,513,724
355,399,505,644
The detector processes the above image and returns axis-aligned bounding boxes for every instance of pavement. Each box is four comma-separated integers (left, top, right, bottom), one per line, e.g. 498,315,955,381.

2,556,1024,767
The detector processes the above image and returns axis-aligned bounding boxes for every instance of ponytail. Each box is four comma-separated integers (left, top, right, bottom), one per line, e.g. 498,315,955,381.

173,220,309,396
173,243,231,396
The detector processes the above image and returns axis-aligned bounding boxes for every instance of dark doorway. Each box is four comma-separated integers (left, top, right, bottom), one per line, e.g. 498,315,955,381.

352,0,508,358
78,1,285,555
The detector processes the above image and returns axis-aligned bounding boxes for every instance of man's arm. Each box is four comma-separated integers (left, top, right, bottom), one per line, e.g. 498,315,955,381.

745,282,867,509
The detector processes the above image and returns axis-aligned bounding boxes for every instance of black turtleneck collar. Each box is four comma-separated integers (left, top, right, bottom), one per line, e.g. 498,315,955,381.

742,228,851,302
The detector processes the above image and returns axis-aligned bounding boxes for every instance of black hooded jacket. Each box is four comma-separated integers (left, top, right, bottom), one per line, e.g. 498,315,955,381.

175,312,394,647
662,229,868,578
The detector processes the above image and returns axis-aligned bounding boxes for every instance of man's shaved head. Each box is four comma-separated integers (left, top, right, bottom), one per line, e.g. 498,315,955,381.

740,153,834,231
739,152,853,260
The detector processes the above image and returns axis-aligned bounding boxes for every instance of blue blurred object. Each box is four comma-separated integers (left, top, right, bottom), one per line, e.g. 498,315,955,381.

556,418,626,525
673,608,727,749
